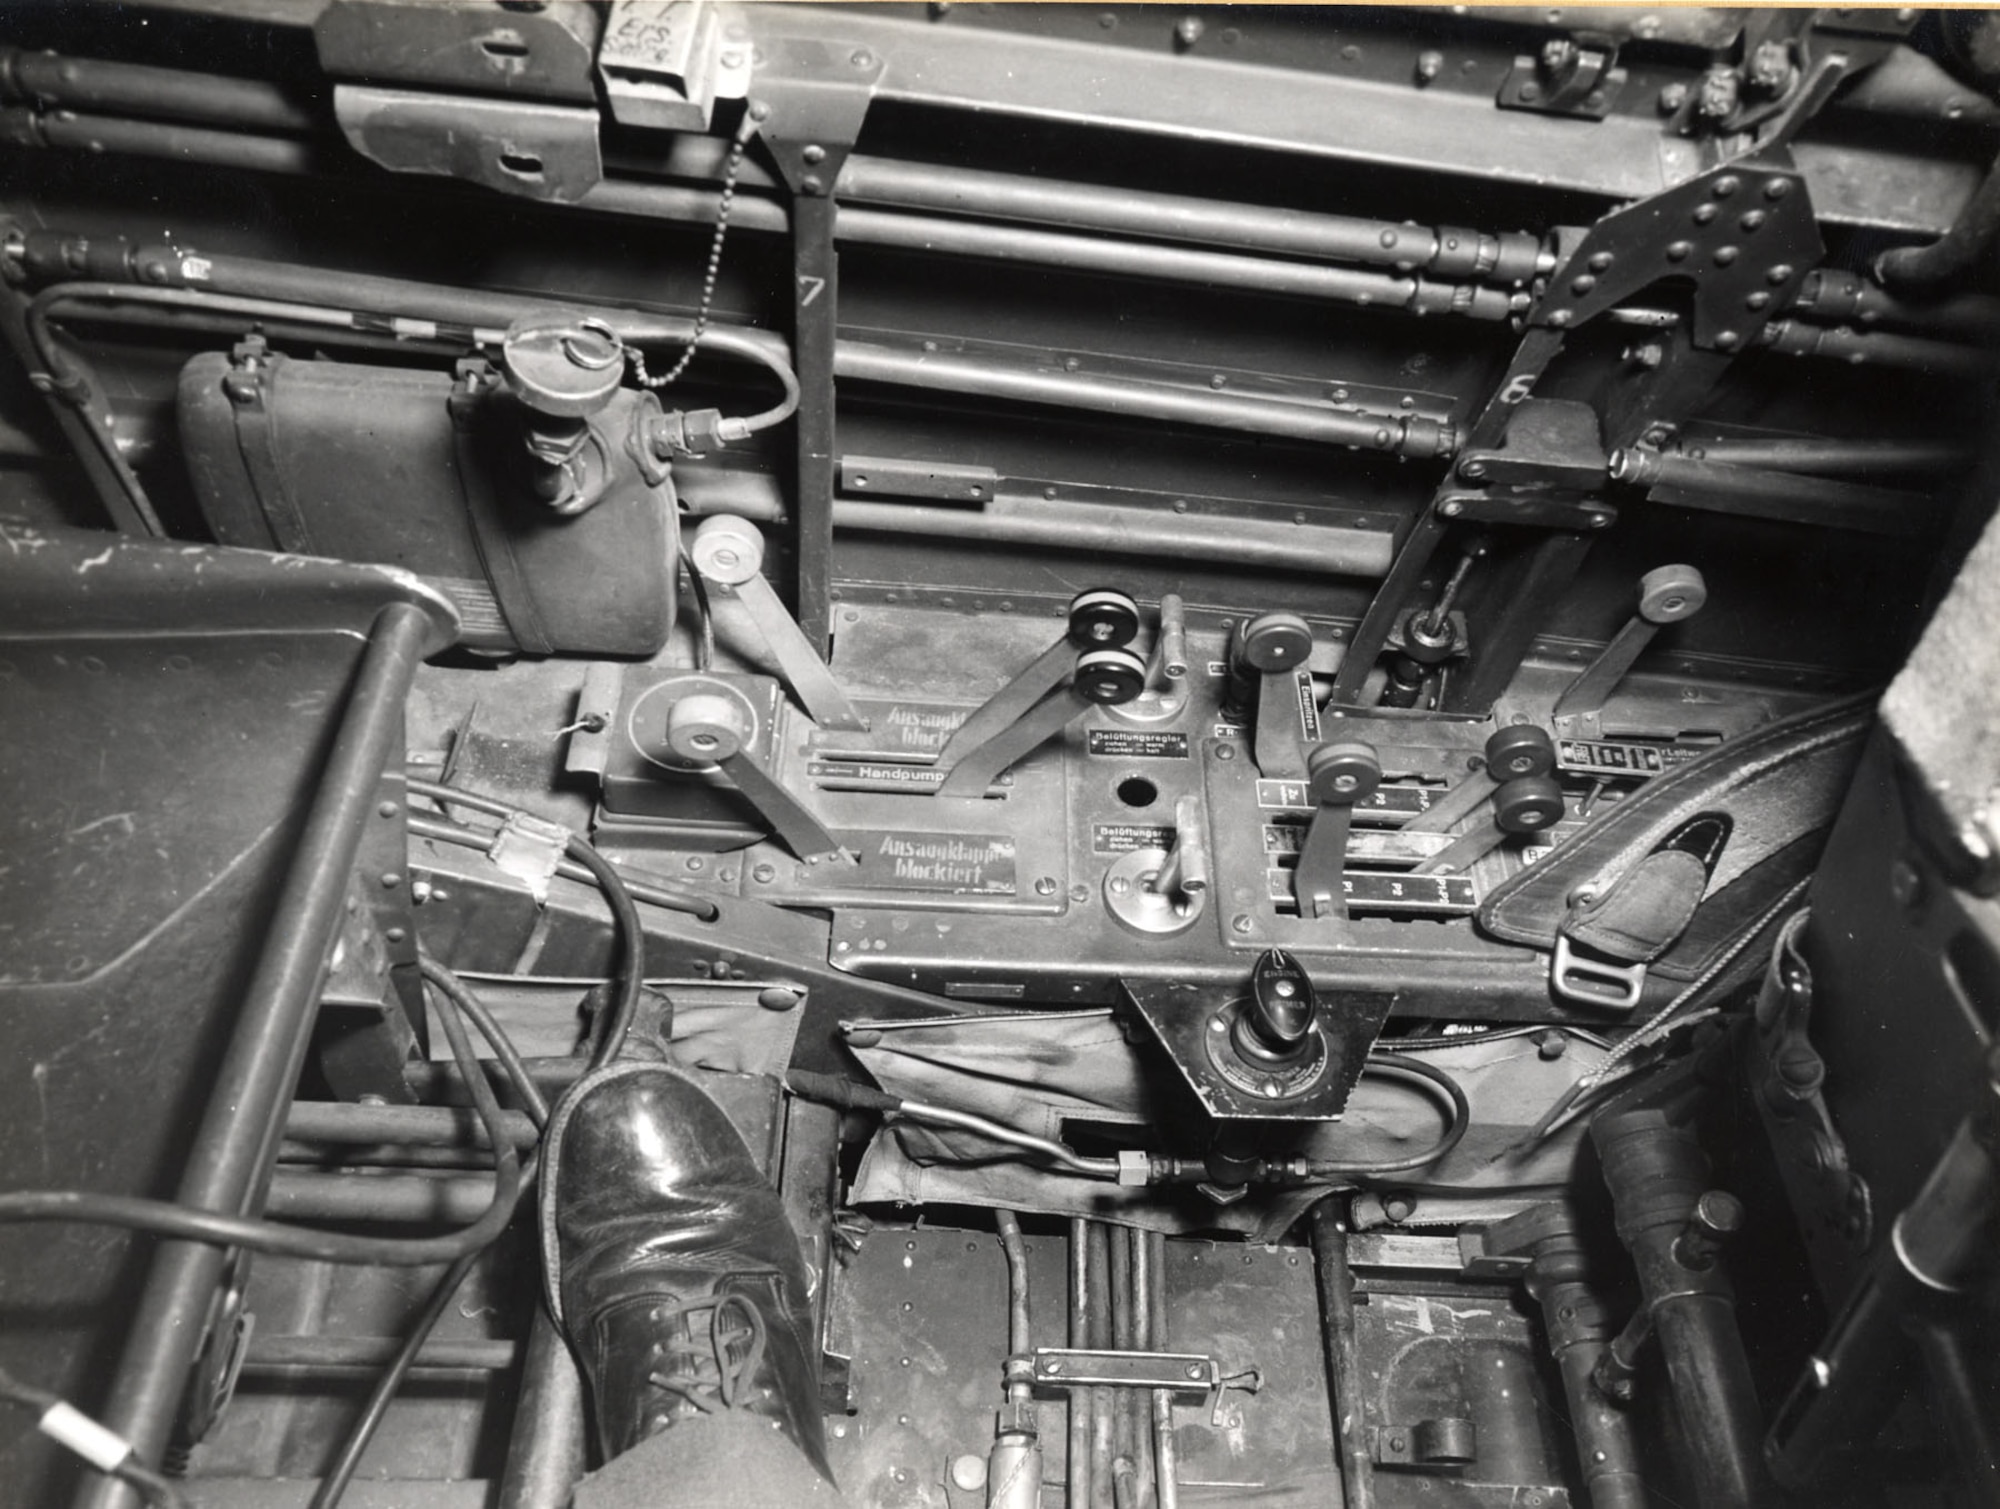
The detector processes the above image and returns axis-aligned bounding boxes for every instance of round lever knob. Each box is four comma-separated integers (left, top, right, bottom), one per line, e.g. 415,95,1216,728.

688,514,766,585
1492,774,1565,835
1485,723,1556,780
1238,612,1315,674
1075,646,1148,705
1232,947,1317,1065
1637,563,1707,624
1067,589,1141,649
665,691,751,764
1308,741,1383,806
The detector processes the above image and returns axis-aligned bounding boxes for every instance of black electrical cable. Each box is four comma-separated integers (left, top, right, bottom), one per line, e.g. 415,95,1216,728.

309,962,546,1509
0,984,521,1264
405,778,647,1069
1298,1053,1472,1177
419,954,552,1128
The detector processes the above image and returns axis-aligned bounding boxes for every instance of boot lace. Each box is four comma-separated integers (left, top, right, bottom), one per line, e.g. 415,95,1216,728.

645,1292,770,1415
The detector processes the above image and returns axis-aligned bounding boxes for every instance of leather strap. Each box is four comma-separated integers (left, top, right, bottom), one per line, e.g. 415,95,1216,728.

1477,690,1875,983
448,383,554,657
1563,812,1731,965
227,351,317,555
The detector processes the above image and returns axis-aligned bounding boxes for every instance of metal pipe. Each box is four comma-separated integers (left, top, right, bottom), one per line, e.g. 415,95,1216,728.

497,1308,589,1509
0,46,318,133
1796,269,2000,345
989,1211,1041,1509
80,600,441,1509
284,1101,539,1151
1875,145,2000,289
266,1169,499,1225
239,1335,518,1375
1085,1224,1114,1509
836,340,1455,457
1679,437,1972,477
1146,1230,1178,1509
995,1211,1033,1369
835,496,1393,579
1309,1198,1377,1509
1609,447,1934,536
1760,318,2000,377
835,154,1547,282
1068,1219,1092,1509
3,106,316,175
1126,1227,1154,1509
837,205,1520,321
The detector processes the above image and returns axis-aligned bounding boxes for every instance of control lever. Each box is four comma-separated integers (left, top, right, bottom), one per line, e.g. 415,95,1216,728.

1412,775,1564,876
1403,724,1557,835
1293,741,1382,919
1103,794,1209,935
1551,564,1707,741
935,589,1141,768
1238,612,1315,780
664,690,847,862
1109,593,1191,725
687,515,870,733
936,644,1149,799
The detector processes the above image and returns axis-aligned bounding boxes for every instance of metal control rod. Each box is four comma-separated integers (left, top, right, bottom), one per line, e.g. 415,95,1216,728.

1309,1199,1377,1509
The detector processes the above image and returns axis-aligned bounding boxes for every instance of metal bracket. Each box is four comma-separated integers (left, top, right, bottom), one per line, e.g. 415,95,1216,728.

1031,1349,1218,1399
1498,32,1626,119
1368,1417,1478,1468
332,83,603,203
1552,932,1647,1011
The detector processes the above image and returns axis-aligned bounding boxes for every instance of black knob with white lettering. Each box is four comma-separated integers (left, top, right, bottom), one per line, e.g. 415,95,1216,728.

1234,948,1317,1065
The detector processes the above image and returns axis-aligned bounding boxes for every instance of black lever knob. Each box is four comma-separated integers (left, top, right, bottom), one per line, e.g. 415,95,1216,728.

1242,947,1316,1059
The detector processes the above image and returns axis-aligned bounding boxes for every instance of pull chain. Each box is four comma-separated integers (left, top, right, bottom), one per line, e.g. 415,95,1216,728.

628,109,760,391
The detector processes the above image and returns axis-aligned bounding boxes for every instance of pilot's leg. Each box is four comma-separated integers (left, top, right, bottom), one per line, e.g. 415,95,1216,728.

541,1060,848,1509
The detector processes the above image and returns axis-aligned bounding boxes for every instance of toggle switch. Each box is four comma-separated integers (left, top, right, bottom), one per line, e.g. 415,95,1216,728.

664,689,847,862
935,589,1142,770
688,514,869,732
936,642,1148,798
1403,724,1556,835
1103,794,1209,935
1293,740,1383,919
1412,773,1564,876
1551,564,1707,742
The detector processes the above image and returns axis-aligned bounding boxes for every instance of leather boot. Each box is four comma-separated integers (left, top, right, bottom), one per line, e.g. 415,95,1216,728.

540,1061,832,1479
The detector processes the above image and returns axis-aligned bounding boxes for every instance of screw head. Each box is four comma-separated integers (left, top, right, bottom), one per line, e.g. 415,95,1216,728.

1231,914,1254,934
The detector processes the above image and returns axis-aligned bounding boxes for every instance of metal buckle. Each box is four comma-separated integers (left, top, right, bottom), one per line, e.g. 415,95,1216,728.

1552,933,1647,1010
